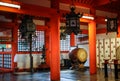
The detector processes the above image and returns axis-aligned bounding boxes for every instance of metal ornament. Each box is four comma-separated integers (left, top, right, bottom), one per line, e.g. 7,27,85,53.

65,6,82,35
19,15,36,39
19,15,36,73
106,17,118,34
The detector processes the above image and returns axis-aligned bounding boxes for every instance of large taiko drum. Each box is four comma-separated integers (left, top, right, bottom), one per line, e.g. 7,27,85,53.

69,48,87,69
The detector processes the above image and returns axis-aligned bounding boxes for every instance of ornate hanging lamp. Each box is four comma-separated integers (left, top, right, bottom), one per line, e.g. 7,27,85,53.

106,17,118,34
64,5,83,35
19,15,36,39
19,15,36,73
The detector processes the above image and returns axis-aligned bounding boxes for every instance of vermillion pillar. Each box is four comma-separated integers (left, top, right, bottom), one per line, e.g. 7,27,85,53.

70,33,75,46
12,24,18,70
12,16,18,70
49,15,60,81
45,21,50,66
88,21,97,74
117,21,120,37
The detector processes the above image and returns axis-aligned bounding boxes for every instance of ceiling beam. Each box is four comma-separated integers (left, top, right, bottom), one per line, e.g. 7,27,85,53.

0,1,57,18
60,0,93,9
95,0,110,6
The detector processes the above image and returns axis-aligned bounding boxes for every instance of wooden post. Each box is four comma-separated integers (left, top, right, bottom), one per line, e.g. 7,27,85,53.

45,21,50,66
49,14,60,81
88,21,97,74
70,33,75,47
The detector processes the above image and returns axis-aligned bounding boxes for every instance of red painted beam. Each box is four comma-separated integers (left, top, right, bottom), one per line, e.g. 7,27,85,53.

95,0,110,6
60,0,93,9
0,2,57,18
96,28,106,34
95,16,106,24
81,29,88,34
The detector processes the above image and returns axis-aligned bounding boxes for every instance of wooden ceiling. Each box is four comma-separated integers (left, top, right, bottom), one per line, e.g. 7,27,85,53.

13,0,120,16
0,0,120,19
60,0,120,14
94,0,120,13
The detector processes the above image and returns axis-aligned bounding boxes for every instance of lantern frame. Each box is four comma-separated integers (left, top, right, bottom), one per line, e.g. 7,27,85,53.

106,17,118,34
65,6,82,35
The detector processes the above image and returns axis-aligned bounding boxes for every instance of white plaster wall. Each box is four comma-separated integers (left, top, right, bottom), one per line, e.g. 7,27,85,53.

15,54,42,69
96,34,120,69
61,53,69,60
99,39,104,68
96,32,117,40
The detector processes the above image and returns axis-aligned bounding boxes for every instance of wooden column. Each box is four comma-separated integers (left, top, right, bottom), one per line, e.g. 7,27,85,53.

117,20,120,37
88,21,97,74
12,16,18,70
12,24,18,70
49,14,60,81
45,27,50,66
70,33,75,46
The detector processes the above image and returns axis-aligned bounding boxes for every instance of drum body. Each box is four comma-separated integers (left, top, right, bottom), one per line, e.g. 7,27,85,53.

69,48,87,69
116,46,120,69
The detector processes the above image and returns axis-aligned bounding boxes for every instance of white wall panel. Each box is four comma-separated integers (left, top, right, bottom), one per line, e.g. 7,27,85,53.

16,54,42,69
96,38,120,69
110,38,116,69
116,38,120,47
99,39,104,68
110,38,116,60
96,40,99,68
104,39,110,59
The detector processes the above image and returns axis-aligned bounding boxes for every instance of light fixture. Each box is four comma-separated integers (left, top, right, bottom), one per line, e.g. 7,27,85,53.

64,6,83,35
82,15,94,20
19,15,36,39
106,17,118,34
19,15,36,73
0,2,20,9
105,19,107,22
60,0,83,40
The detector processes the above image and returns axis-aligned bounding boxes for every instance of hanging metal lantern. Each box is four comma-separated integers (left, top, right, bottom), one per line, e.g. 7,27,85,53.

106,17,118,34
19,15,36,73
65,6,82,35
19,15,36,39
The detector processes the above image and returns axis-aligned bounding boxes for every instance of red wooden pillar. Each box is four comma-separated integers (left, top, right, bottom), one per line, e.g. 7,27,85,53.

11,15,18,71
49,14,60,81
88,21,97,74
70,33,75,46
45,28,50,66
12,24,18,70
12,17,18,70
117,20,120,37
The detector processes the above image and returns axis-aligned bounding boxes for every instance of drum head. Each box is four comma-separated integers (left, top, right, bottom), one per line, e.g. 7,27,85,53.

77,48,87,62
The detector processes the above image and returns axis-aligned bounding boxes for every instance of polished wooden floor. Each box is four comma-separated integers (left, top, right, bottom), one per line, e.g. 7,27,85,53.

0,69,120,81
